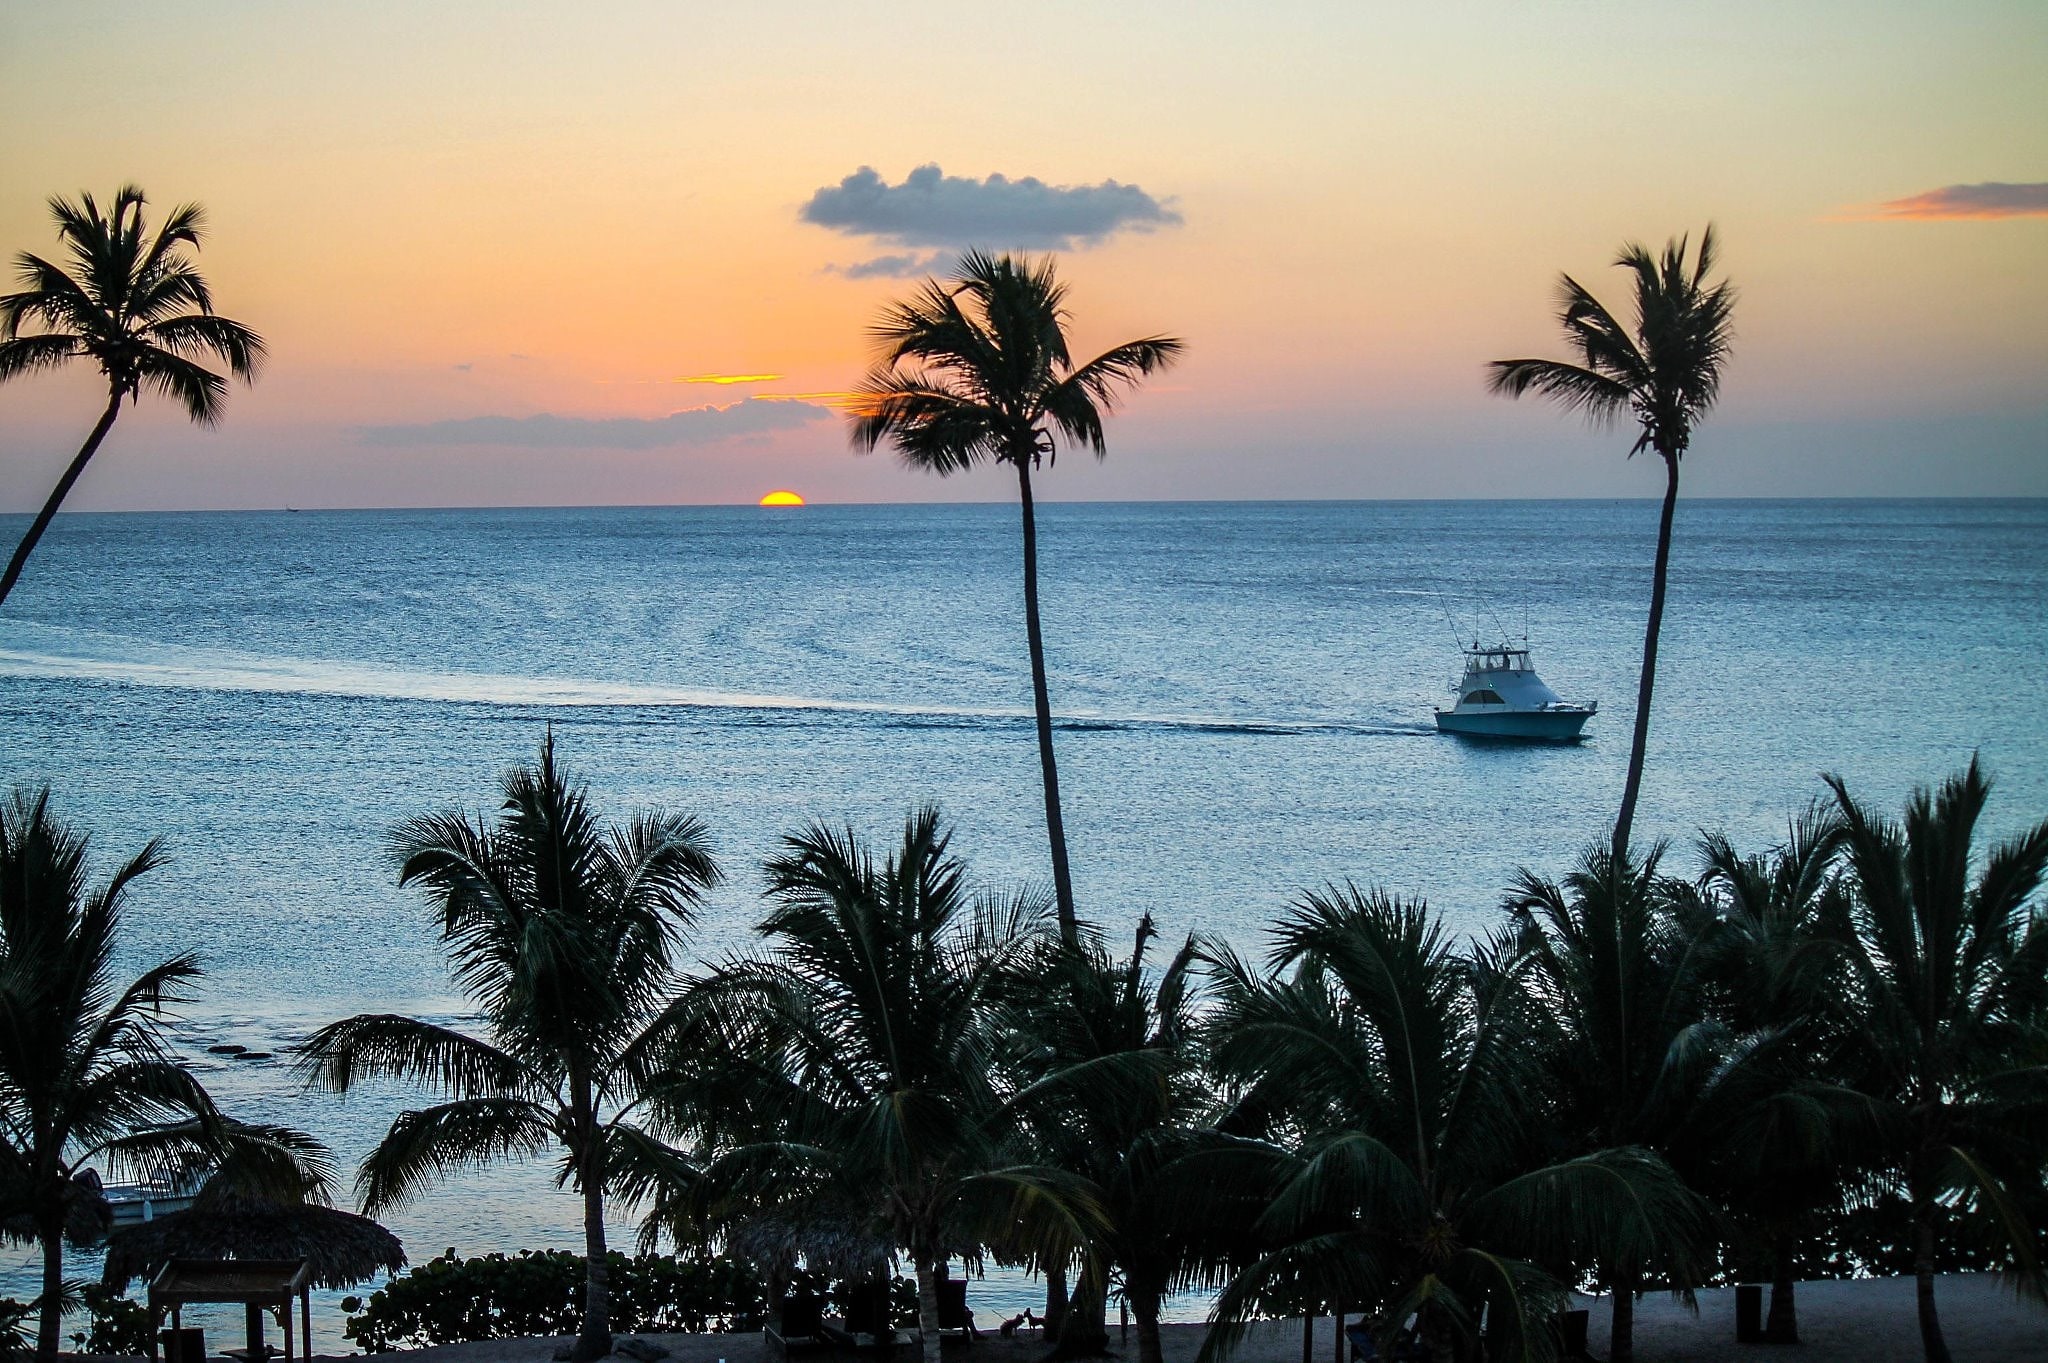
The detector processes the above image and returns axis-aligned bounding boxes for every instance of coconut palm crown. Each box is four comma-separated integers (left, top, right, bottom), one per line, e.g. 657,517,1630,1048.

0,186,264,609
850,251,1182,940
299,735,721,1362
1488,228,1733,858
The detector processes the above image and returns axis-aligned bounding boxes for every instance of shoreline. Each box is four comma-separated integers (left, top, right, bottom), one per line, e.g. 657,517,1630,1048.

208,1274,2046,1363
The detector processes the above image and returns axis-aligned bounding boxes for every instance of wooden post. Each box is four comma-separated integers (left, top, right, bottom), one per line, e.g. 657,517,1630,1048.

1335,1307,1344,1363
283,1298,296,1363
1302,1313,1313,1363
302,1288,313,1362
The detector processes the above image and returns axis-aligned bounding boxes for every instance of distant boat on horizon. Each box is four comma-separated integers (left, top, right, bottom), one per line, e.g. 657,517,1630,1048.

1433,640,1596,742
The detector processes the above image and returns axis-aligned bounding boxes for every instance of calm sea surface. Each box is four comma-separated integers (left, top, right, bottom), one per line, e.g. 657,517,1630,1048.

2,499,2044,1334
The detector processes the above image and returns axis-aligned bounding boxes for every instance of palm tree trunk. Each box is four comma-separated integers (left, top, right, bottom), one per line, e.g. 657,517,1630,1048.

34,1206,64,1363
0,387,122,612
1611,450,1680,859
1913,1195,1950,1363
1044,1258,1069,1333
1766,1232,1798,1344
1128,1281,1164,1363
572,1081,612,1362
1609,1273,1635,1363
914,1251,942,1363
1015,458,1078,940
1048,1260,1109,1359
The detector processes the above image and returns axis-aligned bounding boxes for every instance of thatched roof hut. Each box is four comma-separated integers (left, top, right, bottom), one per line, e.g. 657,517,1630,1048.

100,1192,405,1292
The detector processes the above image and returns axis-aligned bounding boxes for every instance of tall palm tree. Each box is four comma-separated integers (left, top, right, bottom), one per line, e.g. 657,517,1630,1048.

0,788,321,1363
656,808,1098,1363
1488,229,1734,857
299,735,721,1362
1505,845,1718,1363
1826,759,2048,1363
851,252,1183,941
1202,886,1703,1363
0,186,264,609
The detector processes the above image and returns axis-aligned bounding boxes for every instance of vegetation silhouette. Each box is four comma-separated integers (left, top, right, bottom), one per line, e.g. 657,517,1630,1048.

0,788,324,1363
850,251,1183,942
300,735,721,1363
0,187,264,610
1825,759,2048,1363
1202,885,1705,1363
652,807,1099,1363
1489,229,1735,859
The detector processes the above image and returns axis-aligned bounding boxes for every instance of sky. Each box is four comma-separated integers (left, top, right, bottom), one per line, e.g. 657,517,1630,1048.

1,0,2044,509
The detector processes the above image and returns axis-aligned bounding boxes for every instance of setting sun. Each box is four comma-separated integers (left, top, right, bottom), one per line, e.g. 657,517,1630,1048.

758,489,805,506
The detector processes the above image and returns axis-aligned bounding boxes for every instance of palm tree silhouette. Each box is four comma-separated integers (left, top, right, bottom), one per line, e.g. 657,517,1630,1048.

1827,760,2048,1363
1489,229,1733,857
0,788,324,1363
1202,886,1704,1363
851,252,1182,940
664,808,1098,1363
0,186,264,609
300,735,721,1362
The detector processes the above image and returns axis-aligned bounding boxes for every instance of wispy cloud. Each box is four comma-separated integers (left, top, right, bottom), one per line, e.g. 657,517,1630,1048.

1862,181,2048,220
824,252,954,280
802,164,1182,279
356,398,831,450
678,373,783,384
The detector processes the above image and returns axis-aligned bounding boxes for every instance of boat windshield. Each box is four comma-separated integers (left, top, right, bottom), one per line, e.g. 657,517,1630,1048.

1466,647,1529,672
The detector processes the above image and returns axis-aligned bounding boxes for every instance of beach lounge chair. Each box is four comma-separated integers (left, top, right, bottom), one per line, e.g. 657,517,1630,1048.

824,1280,917,1356
934,1278,977,1343
766,1291,829,1358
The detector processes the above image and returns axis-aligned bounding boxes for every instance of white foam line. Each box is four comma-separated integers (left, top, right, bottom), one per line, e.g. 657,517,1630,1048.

0,635,1333,735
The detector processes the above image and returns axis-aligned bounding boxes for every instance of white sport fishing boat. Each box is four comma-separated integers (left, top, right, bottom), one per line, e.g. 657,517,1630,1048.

1433,641,1596,741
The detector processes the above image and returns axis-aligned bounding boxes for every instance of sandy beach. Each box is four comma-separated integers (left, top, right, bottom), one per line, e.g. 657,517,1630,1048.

273,1274,2048,1363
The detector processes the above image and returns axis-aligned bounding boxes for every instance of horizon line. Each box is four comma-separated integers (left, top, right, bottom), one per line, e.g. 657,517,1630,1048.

5,493,2044,517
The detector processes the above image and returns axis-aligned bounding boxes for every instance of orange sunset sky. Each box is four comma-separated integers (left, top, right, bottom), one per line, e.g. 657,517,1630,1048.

2,0,2043,509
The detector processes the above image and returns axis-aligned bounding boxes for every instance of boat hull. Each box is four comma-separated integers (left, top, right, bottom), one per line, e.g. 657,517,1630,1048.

1434,708,1593,742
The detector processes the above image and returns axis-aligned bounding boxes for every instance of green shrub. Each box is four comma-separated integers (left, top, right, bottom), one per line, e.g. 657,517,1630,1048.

341,1249,770,1351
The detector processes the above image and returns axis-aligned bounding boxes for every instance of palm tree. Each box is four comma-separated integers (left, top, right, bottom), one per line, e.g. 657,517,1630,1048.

0,788,321,1363
299,735,721,1362
1664,809,1858,1344
1488,229,1734,857
1504,846,1718,1363
1202,886,1704,1363
656,808,1098,1363
851,252,1183,940
1011,916,1231,1363
0,186,264,609
1826,759,2048,1363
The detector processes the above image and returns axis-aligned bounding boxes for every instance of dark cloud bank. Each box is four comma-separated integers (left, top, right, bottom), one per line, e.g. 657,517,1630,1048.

803,163,1181,276
358,398,830,450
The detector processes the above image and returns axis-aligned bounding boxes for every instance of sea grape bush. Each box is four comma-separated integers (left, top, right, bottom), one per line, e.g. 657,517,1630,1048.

340,1249,769,1351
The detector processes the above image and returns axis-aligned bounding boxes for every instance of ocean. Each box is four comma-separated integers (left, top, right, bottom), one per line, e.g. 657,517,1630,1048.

2,498,2044,1335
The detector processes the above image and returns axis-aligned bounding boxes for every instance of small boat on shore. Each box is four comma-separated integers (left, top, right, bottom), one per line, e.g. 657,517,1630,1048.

1433,641,1595,742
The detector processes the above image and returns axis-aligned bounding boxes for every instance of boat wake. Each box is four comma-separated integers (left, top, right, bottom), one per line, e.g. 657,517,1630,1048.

0,626,1428,739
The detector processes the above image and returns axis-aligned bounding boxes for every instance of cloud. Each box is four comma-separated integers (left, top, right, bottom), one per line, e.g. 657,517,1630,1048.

357,398,832,450
1868,181,2048,220
679,373,782,384
823,251,954,280
801,163,1182,252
